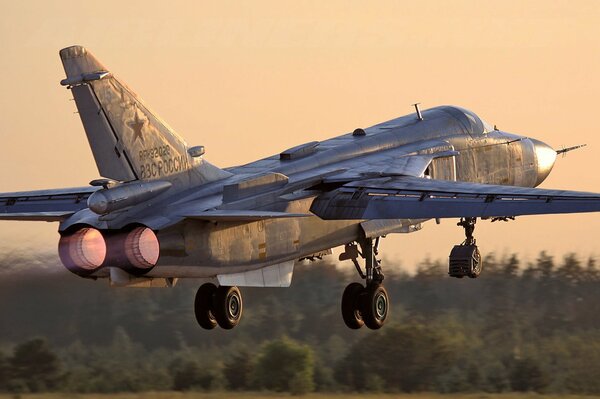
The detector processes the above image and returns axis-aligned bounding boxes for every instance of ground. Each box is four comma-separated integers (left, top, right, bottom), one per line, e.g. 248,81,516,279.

1,394,600,399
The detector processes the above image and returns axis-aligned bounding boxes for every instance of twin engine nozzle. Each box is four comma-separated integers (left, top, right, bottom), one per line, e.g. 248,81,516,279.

58,226,160,276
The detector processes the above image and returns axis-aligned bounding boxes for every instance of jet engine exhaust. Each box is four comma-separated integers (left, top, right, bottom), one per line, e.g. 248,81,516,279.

101,226,161,274
58,226,160,276
123,227,160,270
58,227,106,275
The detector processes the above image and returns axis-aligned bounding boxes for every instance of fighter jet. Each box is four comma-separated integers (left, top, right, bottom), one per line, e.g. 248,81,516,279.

2,46,600,330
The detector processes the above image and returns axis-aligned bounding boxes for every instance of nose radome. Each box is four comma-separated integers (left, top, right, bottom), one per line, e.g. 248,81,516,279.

530,138,556,186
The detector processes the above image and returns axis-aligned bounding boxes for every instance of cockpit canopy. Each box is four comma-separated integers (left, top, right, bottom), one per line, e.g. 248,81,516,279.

444,106,495,136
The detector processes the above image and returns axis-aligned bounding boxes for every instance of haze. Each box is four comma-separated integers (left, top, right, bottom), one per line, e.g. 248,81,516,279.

1,1,599,271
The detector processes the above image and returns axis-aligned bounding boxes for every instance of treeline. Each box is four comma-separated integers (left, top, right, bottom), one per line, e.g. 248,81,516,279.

1,250,600,394
0,334,316,394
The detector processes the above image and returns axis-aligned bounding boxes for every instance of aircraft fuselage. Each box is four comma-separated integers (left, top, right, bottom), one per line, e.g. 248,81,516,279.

71,106,554,279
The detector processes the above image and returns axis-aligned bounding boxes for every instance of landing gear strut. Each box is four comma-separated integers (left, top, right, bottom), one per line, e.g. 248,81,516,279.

449,217,482,278
194,283,243,330
340,237,389,330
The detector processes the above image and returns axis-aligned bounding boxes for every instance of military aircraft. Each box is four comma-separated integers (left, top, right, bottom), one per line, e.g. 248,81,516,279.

2,46,600,330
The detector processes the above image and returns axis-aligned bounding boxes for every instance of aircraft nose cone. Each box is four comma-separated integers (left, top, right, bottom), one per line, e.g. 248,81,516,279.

531,138,556,186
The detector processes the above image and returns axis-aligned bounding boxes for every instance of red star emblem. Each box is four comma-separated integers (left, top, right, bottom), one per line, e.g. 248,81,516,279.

128,112,145,143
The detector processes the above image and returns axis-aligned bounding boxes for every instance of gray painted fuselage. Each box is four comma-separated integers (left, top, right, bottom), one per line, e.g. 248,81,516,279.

66,105,552,278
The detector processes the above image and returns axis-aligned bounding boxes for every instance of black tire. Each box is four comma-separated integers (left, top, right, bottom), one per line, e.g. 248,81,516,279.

213,286,243,330
361,284,389,330
195,283,217,329
341,282,365,329
469,247,483,278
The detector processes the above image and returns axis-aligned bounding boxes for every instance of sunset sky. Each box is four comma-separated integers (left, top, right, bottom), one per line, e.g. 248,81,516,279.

1,1,599,271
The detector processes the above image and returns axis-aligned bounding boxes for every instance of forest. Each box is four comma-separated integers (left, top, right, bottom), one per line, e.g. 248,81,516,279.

0,249,599,394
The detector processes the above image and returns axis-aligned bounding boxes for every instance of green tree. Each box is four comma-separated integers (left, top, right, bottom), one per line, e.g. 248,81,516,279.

482,361,510,392
537,251,555,279
255,337,315,394
502,253,520,277
557,253,583,285
0,350,9,391
172,360,213,391
509,357,549,392
336,321,458,392
9,338,62,392
223,350,254,390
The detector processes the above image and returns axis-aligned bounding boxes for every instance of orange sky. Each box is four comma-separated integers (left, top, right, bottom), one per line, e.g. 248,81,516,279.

1,1,599,271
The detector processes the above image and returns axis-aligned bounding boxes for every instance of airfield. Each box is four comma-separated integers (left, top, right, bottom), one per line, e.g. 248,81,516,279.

1,393,600,399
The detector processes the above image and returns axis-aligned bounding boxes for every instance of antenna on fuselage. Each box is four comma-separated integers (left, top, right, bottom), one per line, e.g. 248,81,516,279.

413,103,423,121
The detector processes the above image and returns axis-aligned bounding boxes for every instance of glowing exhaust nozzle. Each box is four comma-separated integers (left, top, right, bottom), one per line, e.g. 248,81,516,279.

58,227,106,273
124,227,160,269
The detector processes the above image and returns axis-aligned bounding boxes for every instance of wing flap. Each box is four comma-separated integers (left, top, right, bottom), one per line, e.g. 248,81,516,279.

0,187,96,221
310,176,600,220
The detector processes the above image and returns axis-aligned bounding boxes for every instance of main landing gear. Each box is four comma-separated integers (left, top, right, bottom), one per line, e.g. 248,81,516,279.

340,237,389,330
194,283,243,330
449,217,482,278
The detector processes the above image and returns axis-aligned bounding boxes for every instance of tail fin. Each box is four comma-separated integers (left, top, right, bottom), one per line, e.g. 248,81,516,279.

59,45,230,184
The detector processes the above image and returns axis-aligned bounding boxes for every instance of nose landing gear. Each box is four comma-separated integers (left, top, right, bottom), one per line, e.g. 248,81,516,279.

340,237,389,330
449,217,482,278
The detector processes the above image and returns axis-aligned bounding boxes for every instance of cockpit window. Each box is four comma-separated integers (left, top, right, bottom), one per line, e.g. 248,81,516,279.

444,106,493,136
462,108,496,135
459,107,485,135
465,113,478,127
482,119,494,134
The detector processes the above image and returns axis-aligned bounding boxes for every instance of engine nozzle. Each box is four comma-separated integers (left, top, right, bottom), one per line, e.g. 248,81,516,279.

101,226,160,274
58,227,106,275
123,227,160,270
58,226,160,277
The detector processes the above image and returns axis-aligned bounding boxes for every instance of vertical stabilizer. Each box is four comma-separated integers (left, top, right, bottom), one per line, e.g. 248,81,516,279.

59,45,230,185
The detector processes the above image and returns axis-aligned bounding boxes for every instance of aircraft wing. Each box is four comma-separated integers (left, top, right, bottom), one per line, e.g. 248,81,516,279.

310,176,600,220
0,187,97,221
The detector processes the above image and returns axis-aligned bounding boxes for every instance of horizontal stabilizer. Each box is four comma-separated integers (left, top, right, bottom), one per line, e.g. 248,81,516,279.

182,210,312,221
311,176,600,220
0,187,97,221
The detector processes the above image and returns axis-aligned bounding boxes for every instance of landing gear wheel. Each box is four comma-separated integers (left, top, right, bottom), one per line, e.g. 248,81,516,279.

213,286,243,330
341,282,365,329
361,284,389,330
468,247,482,278
449,218,483,279
194,283,217,330
449,244,483,278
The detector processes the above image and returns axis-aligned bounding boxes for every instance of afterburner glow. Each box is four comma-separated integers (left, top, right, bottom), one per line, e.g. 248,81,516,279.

124,227,160,269
58,227,106,271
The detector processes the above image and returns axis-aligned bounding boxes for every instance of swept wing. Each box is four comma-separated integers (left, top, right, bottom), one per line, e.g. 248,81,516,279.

0,187,97,221
311,176,600,220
